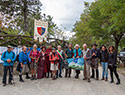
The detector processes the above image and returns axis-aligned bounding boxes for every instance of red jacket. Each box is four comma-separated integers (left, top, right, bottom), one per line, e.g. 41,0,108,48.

49,53,59,64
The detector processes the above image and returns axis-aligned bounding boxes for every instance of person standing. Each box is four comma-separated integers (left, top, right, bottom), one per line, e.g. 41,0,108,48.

82,44,91,81
29,44,40,80
49,48,59,80
83,44,92,82
100,45,108,81
45,44,52,78
91,43,100,80
73,44,82,79
108,46,120,85
37,46,47,79
18,46,30,82
56,45,65,78
1,45,16,86
65,43,73,78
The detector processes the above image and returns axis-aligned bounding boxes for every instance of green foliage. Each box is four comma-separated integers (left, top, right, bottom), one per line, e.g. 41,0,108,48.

72,0,125,51
0,0,42,33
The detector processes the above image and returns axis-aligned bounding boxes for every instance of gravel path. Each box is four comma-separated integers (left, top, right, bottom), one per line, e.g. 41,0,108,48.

0,68,125,95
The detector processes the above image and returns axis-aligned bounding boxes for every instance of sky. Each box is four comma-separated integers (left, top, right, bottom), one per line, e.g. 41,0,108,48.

40,0,95,37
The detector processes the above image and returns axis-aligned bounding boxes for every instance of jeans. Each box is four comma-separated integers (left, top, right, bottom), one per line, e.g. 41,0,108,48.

3,66,13,84
101,62,108,78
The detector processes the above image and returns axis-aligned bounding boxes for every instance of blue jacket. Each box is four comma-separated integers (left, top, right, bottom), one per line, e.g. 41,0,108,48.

1,51,16,66
73,48,82,58
19,51,29,64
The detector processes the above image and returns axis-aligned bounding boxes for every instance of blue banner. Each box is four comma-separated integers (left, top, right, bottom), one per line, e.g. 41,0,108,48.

67,58,84,70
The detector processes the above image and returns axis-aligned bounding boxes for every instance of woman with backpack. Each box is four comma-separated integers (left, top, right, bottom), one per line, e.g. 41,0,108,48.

29,44,40,80
49,48,59,80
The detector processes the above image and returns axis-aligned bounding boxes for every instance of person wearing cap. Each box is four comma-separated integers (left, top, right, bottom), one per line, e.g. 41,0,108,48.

56,45,65,78
1,45,16,86
73,44,82,79
65,43,73,78
18,46,30,82
91,43,100,80
45,44,52,78
82,44,92,82
49,48,59,80
37,46,47,79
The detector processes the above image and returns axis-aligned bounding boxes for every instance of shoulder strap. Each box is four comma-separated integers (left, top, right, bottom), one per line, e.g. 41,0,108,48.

12,51,15,59
3,51,7,58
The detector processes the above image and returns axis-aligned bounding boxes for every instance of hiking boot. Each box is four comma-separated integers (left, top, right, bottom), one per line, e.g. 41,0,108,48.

101,77,104,80
116,79,120,85
3,83,7,87
59,75,62,78
68,75,71,78
19,75,24,82
9,81,13,85
96,78,99,80
110,81,114,83
88,79,91,83
105,78,108,81
34,75,37,80
26,73,30,79
65,75,67,78
75,75,79,79
83,78,87,80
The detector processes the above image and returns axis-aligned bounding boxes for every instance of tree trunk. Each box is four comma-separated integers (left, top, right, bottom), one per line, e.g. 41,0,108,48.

115,39,119,54
113,32,124,54
23,0,28,32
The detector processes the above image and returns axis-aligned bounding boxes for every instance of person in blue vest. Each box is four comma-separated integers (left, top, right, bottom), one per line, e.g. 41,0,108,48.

1,45,16,87
18,46,30,82
73,44,82,79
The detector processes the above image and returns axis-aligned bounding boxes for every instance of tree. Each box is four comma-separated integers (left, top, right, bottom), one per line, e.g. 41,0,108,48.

0,0,42,32
89,0,125,53
72,0,125,53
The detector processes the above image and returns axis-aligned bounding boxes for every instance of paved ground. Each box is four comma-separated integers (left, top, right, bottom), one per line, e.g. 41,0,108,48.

0,68,125,95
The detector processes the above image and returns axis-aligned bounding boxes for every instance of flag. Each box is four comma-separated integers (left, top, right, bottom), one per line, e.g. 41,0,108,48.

34,19,48,42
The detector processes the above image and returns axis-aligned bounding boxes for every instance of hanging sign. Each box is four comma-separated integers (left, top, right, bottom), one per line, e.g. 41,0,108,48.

34,19,48,42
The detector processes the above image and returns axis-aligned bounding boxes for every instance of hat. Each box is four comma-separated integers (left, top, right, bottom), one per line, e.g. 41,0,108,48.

91,43,98,47
74,44,80,48
7,45,12,48
52,48,56,50
41,46,46,49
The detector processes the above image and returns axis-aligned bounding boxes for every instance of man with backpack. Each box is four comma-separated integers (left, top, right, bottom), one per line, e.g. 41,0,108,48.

17,46,30,82
1,45,16,86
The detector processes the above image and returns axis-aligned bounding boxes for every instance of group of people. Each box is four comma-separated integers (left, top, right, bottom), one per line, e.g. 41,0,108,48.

0,43,121,87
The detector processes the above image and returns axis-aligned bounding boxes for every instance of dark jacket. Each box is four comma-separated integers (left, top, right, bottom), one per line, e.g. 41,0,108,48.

66,48,73,58
100,50,108,62
86,49,92,64
108,52,117,66
91,48,100,59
